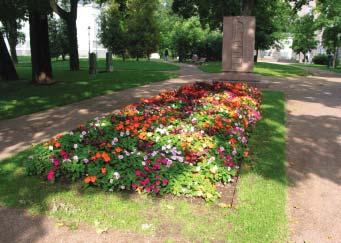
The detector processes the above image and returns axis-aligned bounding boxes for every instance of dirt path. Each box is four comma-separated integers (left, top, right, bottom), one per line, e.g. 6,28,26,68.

1,64,340,242
268,70,341,242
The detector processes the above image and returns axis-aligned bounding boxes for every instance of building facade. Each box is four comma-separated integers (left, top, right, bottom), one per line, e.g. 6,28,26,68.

12,2,107,58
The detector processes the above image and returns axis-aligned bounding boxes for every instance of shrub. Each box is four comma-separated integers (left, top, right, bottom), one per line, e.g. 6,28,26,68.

25,82,262,202
312,54,328,65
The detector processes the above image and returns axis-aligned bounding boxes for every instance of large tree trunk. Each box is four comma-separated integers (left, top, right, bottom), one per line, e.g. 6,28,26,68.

66,16,80,71
0,33,19,80
29,12,54,84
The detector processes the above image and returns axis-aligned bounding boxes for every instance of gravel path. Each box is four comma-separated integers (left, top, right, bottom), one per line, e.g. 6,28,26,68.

268,69,341,242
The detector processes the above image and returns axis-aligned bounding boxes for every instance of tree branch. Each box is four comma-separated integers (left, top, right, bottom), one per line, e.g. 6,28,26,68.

50,0,69,20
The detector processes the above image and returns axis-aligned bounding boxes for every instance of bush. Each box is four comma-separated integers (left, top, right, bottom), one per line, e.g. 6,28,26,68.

312,54,328,65
26,82,262,202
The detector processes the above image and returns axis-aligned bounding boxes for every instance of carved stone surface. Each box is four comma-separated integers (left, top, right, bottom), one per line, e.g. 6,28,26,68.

222,16,256,73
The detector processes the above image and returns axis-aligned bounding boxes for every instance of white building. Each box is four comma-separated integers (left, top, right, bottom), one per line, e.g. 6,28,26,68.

13,2,107,58
261,0,329,63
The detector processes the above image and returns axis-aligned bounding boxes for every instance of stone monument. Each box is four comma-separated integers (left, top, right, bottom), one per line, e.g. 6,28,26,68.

222,16,257,81
106,52,113,72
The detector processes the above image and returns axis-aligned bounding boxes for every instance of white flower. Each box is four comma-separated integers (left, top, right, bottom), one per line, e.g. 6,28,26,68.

81,131,87,136
219,146,225,152
126,131,130,136
195,166,201,172
69,131,74,135
113,137,119,143
80,134,84,139
232,149,237,156
118,155,124,160
178,157,184,163
83,158,89,164
73,156,79,162
109,179,114,184
109,188,114,192
73,144,78,149
120,132,124,137
120,185,126,190
142,161,146,166
113,172,120,180
28,155,33,160
210,165,218,174
49,146,54,151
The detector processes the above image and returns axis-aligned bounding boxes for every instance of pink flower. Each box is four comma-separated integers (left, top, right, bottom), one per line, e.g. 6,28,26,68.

162,179,169,186
140,178,150,186
47,170,55,181
132,183,138,190
60,150,69,159
135,170,143,177
153,187,160,193
53,159,60,167
145,186,152,193
153,163,161,171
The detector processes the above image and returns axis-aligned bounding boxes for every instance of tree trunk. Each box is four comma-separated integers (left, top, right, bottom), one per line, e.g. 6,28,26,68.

4,20,19,64
29,12,54,84
66,16,79,71
0,33,19,80
242,0,255,15
50,0,80,71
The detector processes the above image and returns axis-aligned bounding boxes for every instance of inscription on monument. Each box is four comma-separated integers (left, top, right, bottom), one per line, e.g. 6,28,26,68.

222,16,256,73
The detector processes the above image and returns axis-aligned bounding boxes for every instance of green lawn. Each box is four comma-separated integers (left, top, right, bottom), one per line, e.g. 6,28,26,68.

290,63,341,74
199,61,309,77
0,91,287,242
0,58,179,120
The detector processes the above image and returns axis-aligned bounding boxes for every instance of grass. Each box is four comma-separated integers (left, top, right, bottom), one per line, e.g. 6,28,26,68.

199,61,309,77
290,63,341,74
0,58,179,120
0,91,287,242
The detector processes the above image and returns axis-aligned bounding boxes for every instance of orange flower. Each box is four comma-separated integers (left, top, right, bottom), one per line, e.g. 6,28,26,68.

244,151,249,157
101,167,107,174
102,152,111,163
138,132,146,140
96,152,102,159
115,147,123,153
84,176,97,184
54,142,61,148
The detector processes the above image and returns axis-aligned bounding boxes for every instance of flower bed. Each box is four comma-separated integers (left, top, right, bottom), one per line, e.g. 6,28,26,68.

25,82,261,201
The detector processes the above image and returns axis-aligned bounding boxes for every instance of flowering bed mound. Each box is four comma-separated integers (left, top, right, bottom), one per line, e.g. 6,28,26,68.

25,82,261,201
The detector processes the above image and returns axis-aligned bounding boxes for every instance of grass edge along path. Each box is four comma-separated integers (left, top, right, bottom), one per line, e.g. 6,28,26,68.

199,61,309,77
227,91,287,242
0,91,287,242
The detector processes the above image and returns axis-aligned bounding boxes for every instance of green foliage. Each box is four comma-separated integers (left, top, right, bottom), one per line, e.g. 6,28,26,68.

99,0,160,60
99,1,128,59
170,17,208,61
312,54,328,65
48,15,69,60
292,14,318,56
